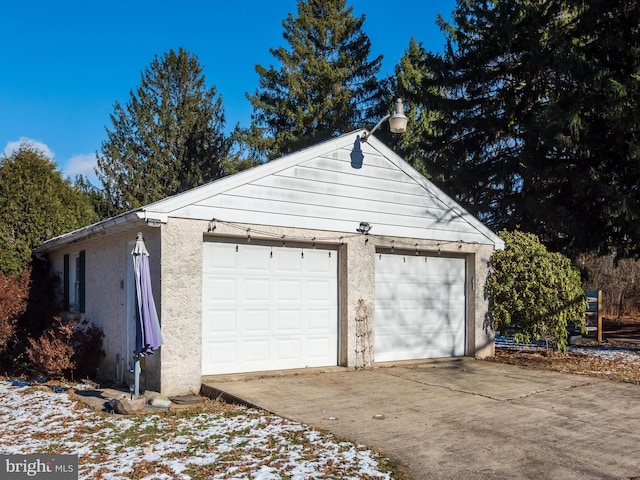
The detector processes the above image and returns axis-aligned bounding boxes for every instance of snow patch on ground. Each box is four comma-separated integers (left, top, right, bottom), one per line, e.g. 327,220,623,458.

0,382,393,479
496,335,640,360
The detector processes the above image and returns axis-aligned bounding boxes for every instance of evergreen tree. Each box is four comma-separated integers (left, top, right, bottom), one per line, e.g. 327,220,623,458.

97,48,229,213
388,38,445,178
412,0,640,256
73,175,114,220
0,144,97,276
240,0,384,160
564,0,640,257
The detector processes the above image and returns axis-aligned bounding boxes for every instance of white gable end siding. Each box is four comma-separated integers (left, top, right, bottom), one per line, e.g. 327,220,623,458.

157,138,496,245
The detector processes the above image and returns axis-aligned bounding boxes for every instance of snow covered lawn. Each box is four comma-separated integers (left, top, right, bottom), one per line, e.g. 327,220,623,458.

0,381,399,479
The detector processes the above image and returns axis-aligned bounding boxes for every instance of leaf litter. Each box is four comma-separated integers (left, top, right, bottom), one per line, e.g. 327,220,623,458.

491,337,640,384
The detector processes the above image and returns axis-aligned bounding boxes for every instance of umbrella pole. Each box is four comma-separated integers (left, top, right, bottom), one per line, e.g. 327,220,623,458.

134,354,141,396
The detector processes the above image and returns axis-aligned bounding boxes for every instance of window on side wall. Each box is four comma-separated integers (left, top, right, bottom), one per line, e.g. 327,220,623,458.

63,251,85,313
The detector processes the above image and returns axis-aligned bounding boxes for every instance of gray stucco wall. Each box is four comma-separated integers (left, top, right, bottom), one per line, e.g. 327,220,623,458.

47,225,162,392
472,244,497,359
45,217,495,396
159,218,207,395
157,219,495,396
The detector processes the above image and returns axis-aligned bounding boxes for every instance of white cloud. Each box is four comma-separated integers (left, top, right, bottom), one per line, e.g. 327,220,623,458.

3,137,55,159
64,153,100,186
3,137,101,187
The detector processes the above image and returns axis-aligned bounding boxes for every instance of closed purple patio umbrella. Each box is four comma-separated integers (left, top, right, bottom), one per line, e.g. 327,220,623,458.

131,232,163,395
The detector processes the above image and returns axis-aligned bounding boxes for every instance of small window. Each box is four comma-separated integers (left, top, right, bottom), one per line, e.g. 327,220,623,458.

63,251,85,313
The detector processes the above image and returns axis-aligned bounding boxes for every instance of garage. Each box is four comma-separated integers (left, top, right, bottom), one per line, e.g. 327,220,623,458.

375,253,467,362
202,241,338,375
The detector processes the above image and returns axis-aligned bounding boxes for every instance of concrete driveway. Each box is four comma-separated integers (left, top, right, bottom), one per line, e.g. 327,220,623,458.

202,359,640,480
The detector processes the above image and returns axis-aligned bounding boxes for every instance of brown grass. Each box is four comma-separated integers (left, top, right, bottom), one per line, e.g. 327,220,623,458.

487,342,640,384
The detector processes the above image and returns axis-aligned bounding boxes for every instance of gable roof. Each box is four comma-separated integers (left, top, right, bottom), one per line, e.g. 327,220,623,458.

39,130,504,251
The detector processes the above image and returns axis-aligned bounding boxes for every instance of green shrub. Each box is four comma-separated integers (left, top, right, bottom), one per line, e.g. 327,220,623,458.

486,230,586,352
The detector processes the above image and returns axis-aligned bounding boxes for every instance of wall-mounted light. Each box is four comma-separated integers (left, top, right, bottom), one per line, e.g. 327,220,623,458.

146,218,164,227
356,222,372,235
361,99,408,142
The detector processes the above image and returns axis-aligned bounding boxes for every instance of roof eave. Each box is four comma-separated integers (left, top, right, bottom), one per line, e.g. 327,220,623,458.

36,209,149,253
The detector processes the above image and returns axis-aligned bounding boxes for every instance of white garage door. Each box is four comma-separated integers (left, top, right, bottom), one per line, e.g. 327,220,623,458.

375,254,466,362
202,242,338,375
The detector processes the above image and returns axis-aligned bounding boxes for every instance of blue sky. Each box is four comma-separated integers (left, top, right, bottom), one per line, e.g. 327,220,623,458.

1,0,455,185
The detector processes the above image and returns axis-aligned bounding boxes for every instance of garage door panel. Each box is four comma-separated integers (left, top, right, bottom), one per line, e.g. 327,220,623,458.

431,287,466,301
276,249,302,272
375,254,466,362
308,308,333,329
376,334,465,361
376,283,396,299
397,282,420,297
377,313,464,333
243,247,271,272
203,309,237,333
244,340,270,362
204,278,237,302
203,339,237,364
205,248,236,270
307,279,334,302
202,242,338,375
276,338,301,360
375,334,465,361
307,336,332,358
244,309,271,333
245,279,271,301
276,309,302,330
276,280,302,301
377,322,455,338
307,252,334,273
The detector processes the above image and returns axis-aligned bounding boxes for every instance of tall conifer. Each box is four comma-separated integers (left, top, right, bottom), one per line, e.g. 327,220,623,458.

97,48,229,213
410,0,640,256
241,0,384,160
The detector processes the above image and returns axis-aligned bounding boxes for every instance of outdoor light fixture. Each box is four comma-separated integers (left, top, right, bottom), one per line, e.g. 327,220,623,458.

361,98,408,142
356,221,372,234
146,218,164,227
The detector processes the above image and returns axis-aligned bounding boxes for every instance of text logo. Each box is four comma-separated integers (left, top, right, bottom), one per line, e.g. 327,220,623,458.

0,455,78,479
